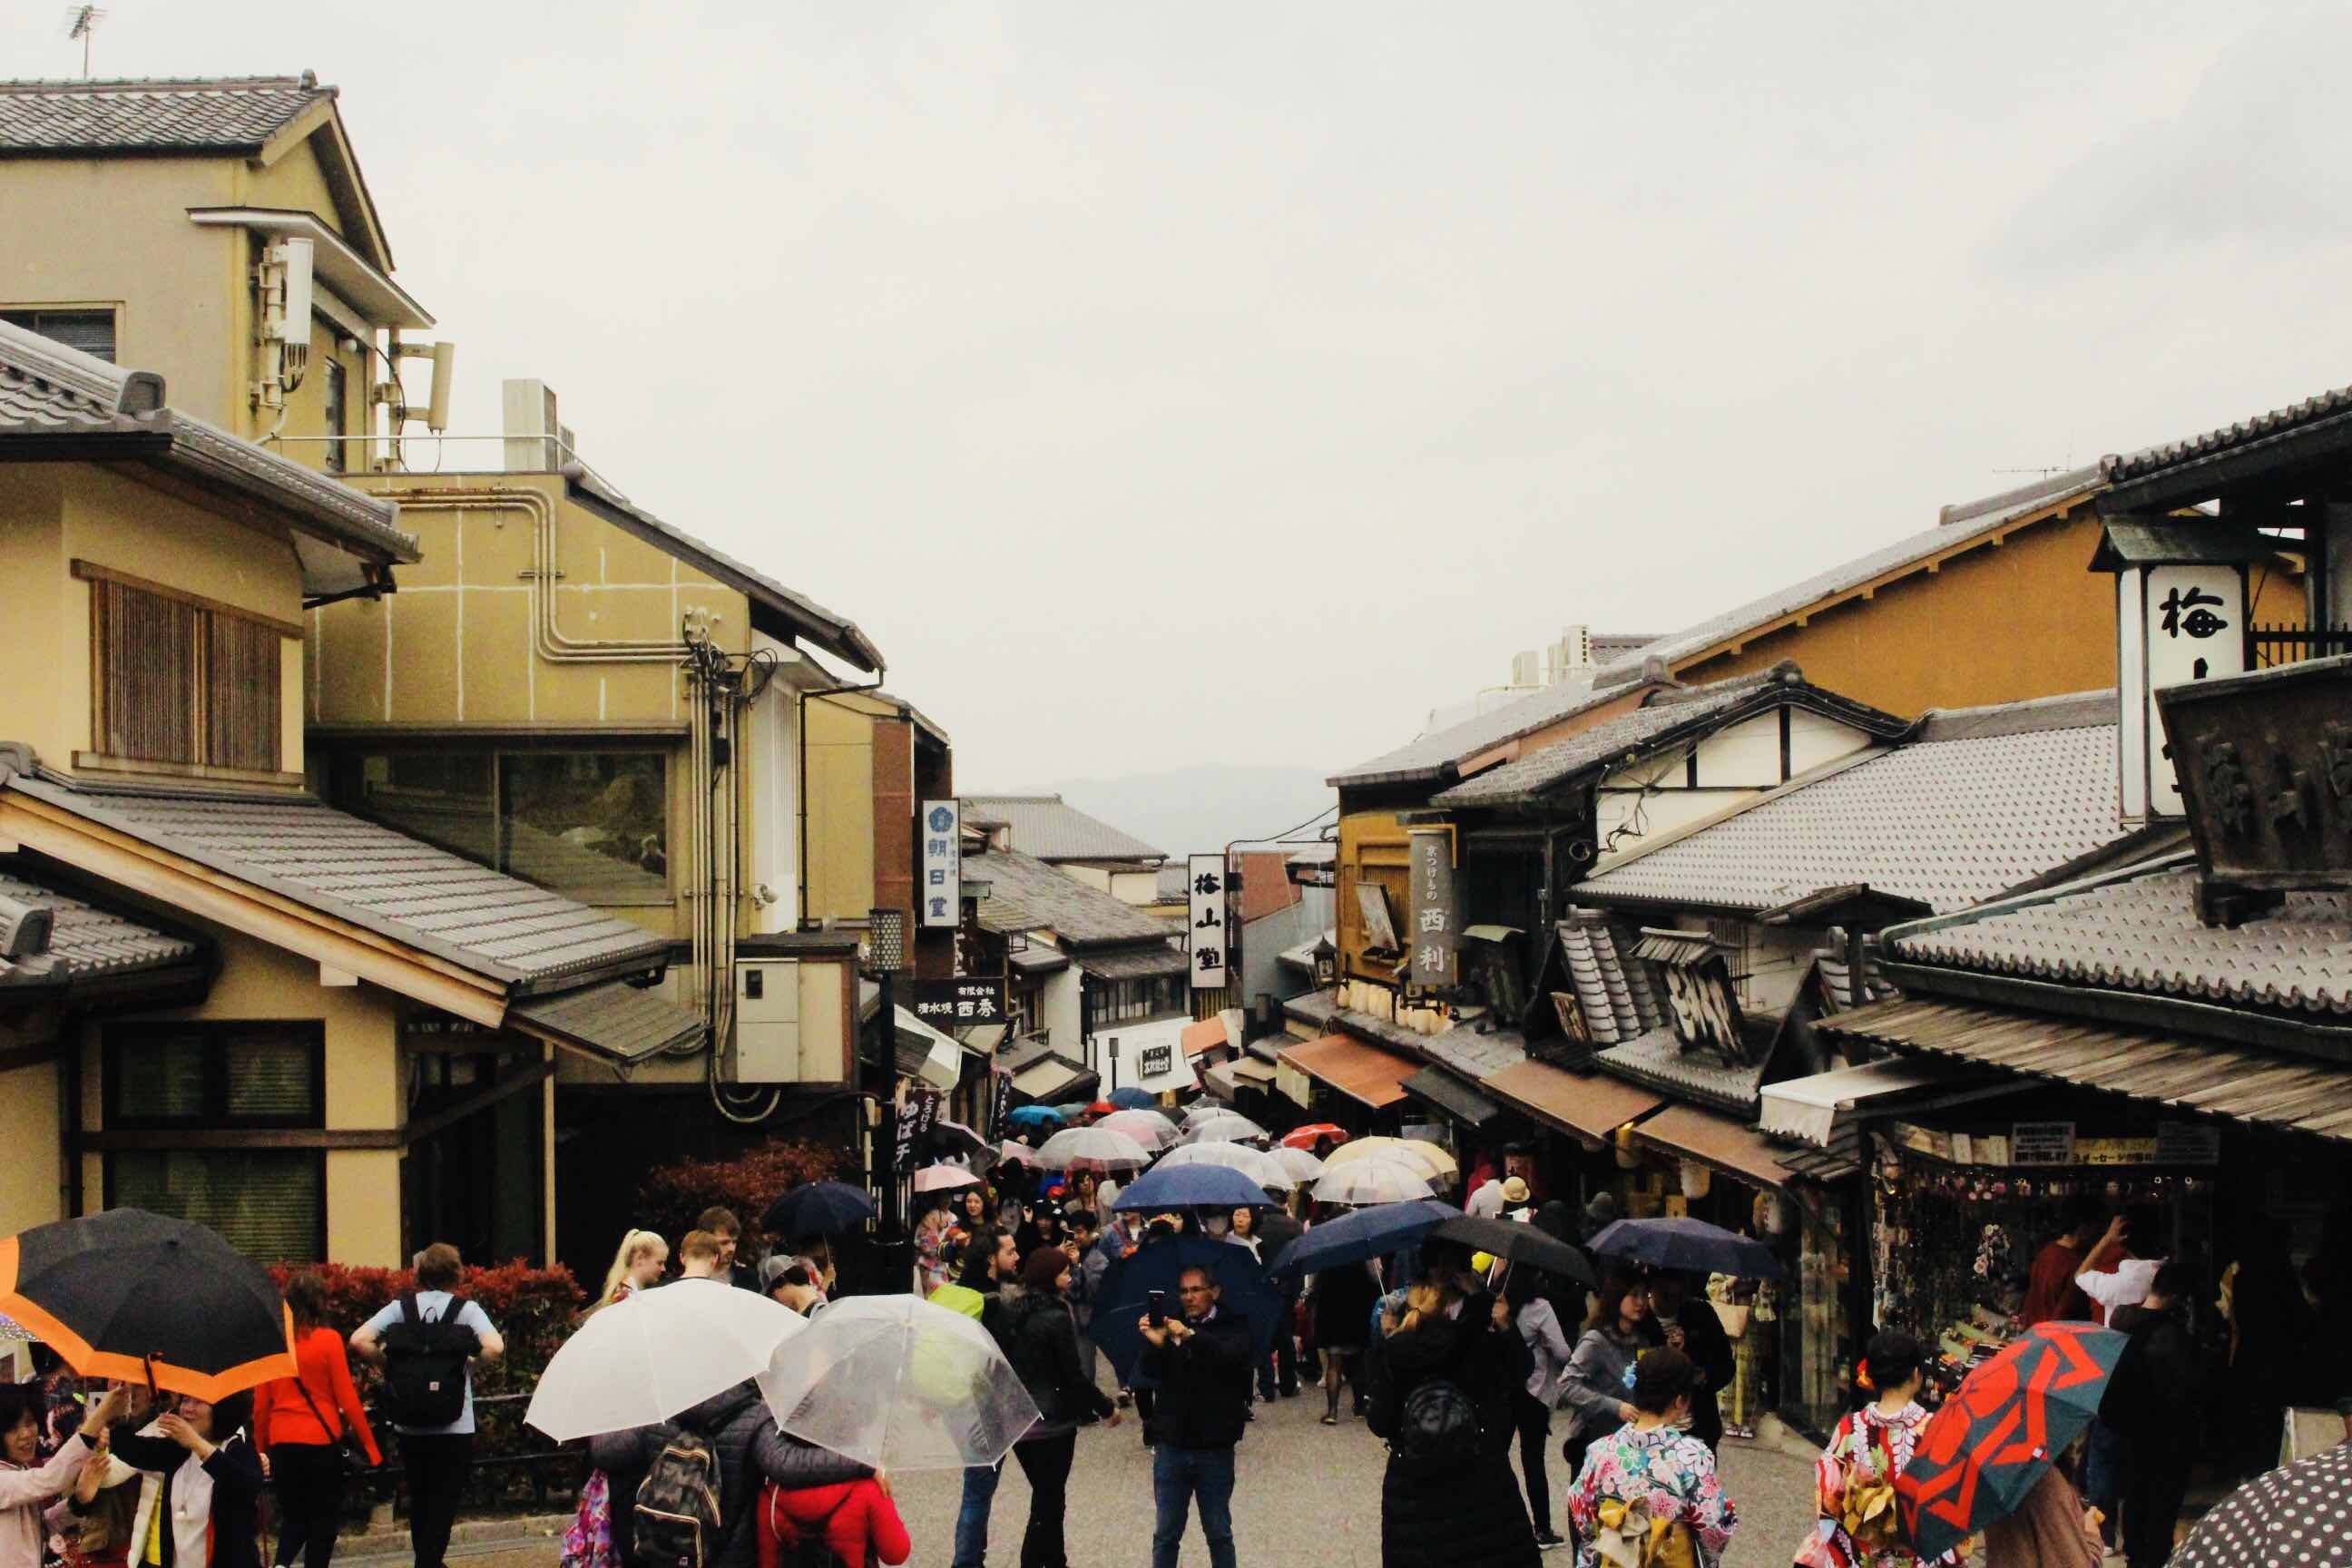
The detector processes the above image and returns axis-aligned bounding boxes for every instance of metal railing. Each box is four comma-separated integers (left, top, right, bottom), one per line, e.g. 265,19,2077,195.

2250,623,2352,669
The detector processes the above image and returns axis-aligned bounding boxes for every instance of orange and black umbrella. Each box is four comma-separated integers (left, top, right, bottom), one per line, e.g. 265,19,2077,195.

1896,1320,2127,1560
0,1208,296,1402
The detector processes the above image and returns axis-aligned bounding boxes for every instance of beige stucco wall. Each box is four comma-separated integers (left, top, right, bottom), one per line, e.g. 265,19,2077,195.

805,696,877,923
0,1057,63,1240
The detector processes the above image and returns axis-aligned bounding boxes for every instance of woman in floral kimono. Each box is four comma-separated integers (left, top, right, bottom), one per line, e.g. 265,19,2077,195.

1567,1348,1736,1568
1797,1330,1958,1568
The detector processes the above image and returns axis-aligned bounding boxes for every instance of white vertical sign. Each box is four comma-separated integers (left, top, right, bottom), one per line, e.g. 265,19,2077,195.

1187,852,1228,990
2143,564,2245,818
920,799,961,927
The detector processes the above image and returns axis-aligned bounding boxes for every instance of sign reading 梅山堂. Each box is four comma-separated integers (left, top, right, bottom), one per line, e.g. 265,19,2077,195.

1407,828,1455,987
910,977,1008,1028
1188,853,1228,989
920,799,961,928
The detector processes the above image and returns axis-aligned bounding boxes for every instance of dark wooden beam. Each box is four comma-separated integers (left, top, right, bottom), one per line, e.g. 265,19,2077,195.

83,1126,403,1152
399,1061,554,1147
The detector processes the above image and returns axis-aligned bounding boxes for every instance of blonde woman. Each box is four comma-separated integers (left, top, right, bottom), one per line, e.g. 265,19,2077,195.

563,1230,665,1568
591,1230,669,1315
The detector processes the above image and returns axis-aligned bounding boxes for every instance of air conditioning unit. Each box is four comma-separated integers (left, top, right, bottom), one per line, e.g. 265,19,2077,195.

726,957,802,1083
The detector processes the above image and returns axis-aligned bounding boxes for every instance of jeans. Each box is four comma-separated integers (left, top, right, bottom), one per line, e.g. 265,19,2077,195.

398,1433,473,1568
953,1458,1004,1568
270,1443,348,1568
1152,1445,1237,1568
1011,1431,1077,1568
1513,1392,1553,1535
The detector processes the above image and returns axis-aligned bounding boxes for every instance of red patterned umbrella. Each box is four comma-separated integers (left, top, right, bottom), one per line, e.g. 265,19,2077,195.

1896,1321,2127,1560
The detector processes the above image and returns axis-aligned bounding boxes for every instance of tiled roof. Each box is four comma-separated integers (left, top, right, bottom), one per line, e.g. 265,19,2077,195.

1235,850,1303,924
1329,678,1631,789
506,980,702,1065
1592,1024,1775,1116
0,866,201,991
1553,911,1664,1045
0,76,330,154
1591,633,1663,664
1433,665,1907,808
1589,468,2102,690
965,847,1180,946
1889,853,2352,1019
4,772,669,992
2101,383,2352,488
1574,693,2132,916
961,796,1164,863
1072,943,1189,981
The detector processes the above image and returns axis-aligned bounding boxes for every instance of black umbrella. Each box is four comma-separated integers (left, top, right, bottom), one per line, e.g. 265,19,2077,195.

1436,1215,1597,1286
0,1209,295,1401
2171,1438,2352,1568
760,1181,877,1238
1588,1217,1781,1279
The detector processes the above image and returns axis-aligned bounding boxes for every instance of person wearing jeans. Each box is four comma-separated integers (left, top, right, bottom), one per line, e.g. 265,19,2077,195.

1138,1265,1252,1568
998,1249,1117,1568
350,1245,503,1568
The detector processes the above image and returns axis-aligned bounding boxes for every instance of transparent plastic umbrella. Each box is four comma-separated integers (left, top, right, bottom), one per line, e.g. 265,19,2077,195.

1154,1140,1293,1191
1181,1111,1267,1145
525,1279,805,1442
1033,1126,1152,1170
1094,1109,1179,1152
1313,1152,1437,1206
1323,1136,1458,1181
1269,1145,1326,1183
758,1295,1039,1472
912,1163,981,1194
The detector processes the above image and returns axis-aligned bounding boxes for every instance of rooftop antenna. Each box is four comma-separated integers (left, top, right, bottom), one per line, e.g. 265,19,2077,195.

64,5,105,77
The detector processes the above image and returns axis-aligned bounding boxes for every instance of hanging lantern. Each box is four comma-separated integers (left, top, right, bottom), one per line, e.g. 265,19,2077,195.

1612,1123,1642,1170
1679,1159,1712,1200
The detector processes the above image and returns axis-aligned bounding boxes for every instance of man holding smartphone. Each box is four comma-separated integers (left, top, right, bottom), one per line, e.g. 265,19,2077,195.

1139,1266,1252,1568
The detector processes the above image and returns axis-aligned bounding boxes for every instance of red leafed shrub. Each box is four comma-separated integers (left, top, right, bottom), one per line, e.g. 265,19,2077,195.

265,1259,582,1394
636,1138,848,1245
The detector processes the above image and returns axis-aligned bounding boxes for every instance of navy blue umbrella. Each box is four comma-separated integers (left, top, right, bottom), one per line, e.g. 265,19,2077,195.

1588,1217,1781,1279
1265,1200,1454,1279
1086,1235,1280,1387
1107,1087,1158,1111
760,1180,877,1238
1110,1163,1273,1213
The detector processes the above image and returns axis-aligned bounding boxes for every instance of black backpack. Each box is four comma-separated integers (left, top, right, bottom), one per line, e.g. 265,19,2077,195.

1393,1377,1482,1460
634,1431,723,1568
378,1293,478,1428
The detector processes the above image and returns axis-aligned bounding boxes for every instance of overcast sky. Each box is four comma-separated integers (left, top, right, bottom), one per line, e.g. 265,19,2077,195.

14,4,2352,789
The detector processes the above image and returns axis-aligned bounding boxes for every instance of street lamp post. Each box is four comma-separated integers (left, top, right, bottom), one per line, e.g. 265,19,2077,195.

867,906,908,1291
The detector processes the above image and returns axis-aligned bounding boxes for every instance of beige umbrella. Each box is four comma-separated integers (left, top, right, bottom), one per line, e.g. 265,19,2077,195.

1323,1136,1458,1181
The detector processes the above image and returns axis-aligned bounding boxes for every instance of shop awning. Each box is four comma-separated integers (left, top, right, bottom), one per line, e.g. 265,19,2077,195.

1401,1066,1505,1128
1183,1015,1234,1058
1203,1057,1276,1101
1011,1054,1095,1102
1758,1058,1978,1148
1277,1033,1418,1110
1633,1103,1795,1190
1818,996,2352,1145
508,980,703,1065
1483,1058,1665,1142
891,1006,965,1091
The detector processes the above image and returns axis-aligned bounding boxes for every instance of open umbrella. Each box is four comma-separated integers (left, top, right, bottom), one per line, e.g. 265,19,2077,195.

1279,1123,1350,1150
1895,1321,2128,1561
1107,1087,1159,1110
1096,1109,1180,1152
997,1141,1039,1165
1267,1200,1454,1279
2171,1437,2352,1568
1154,1141,1293,1191
1312,1152,1436,1206
923,1118,995,1165
1086,1236,1281,1387
1324,1136,1458,1181
1269,1145,1326,1183
760,1181,877,1239
1181,1111,1267,1145
526,1279,805,1441
1589,1217,1782,1279
1004,1105,1063,1133
1034,1126,1152,1171
1112,1163,1275,1212
912,1164,981,1194
760,1294,1038,1471
0,1209,296,1401
1435,1215,1596,1286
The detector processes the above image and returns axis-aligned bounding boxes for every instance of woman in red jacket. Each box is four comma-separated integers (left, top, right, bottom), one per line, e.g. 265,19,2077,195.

757,1474,910,1568
253,1273,381,1568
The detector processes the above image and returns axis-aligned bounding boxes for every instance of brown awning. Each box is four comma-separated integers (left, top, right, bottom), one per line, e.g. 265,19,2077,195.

1183,1016,1231,1058
1484,1059,1664,1142
1277,1033,1417,1110
1633,1103,1795,1191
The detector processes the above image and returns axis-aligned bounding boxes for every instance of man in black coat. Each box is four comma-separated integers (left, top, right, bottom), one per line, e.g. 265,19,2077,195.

1646,1271,1733,1452
1254,1204,1307,1399
2105,1262,2205,1568
1138,1265,1252,1568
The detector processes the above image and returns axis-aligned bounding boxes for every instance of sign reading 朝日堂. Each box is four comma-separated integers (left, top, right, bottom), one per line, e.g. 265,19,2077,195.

1407,828,1455,987
920,799,960,928
1188,852,1228,989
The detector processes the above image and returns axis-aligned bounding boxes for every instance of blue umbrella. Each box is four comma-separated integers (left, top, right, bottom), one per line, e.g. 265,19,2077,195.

760,1180,877,1238
1110,1163,1273,1213
1588,1217,1781,1279
1086,1235,1281,1387
1265,1200,1453,1278
1004,1105,1063,1132
1107,1087,1158,1110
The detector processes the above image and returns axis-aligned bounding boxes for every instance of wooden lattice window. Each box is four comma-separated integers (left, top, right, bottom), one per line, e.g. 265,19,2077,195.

80,562,292,775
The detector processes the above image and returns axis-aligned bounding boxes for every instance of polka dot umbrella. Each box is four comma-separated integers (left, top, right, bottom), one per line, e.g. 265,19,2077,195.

2171,1439,2352,1568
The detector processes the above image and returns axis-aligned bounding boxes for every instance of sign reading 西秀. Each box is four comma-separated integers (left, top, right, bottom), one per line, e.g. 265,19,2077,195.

909,977,1008,1028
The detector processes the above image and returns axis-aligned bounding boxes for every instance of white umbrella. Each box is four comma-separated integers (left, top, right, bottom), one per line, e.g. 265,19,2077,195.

1033,1125,1152,1170
1323,1135,1458,1181
759,1294,1039,1471
1181,1102,1230,1126
1181,1111,1267,1145
524,1279,805,1442
1155,1140,1294,1191
913,1163,981,1193
1095,1108,1179,1152
1269,1145,1326,1183
1313,1152,1436,1206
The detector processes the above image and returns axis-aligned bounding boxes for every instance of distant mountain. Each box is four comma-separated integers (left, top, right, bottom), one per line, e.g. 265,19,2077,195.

1049,765,1337,861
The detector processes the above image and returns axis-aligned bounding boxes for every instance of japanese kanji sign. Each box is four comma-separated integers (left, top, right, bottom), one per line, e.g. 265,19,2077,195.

1407,828,1456,987
909,977,1008,1028
2142,565,2246,816
920,799,961,928
1188,852,1228,990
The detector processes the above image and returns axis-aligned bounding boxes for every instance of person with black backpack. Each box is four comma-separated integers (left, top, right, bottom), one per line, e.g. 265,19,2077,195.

1370,1271,1539,1568
350,1243,503,1568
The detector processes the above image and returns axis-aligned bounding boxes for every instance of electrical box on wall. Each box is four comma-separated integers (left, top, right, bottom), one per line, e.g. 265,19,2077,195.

727,958,801,1083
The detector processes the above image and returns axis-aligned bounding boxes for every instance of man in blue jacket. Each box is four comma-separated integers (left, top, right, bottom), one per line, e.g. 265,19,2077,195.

1138,1265,1252,1568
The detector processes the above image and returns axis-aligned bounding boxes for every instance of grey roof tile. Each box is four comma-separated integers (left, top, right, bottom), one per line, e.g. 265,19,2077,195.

0,867,201,989
1551,911,1662,1045
2101,383,2352,487
966,846,1181,946
1574,698,2131,916
0,76,330,154
1592,1024,1774,1116
961,796,1165,862
1072,943,1188,981
1889,852,2352,1018
1329,678,1627,789
507,980,702,1064
5,775,667,991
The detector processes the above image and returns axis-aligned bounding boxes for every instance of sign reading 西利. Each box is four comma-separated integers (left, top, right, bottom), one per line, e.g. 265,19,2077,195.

920,800,961,928
1188,853,1228,989
909,977,1008,1028
1407,828,1456,987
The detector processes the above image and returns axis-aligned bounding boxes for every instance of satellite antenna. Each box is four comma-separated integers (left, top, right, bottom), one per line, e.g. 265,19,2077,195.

64,5,106,78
